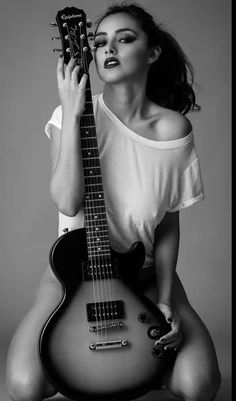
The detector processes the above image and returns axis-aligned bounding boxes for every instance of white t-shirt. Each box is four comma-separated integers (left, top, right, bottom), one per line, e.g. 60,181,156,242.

45,93,204,267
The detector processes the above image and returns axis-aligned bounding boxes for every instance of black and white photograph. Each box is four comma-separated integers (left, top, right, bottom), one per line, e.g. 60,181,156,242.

0,1,231,400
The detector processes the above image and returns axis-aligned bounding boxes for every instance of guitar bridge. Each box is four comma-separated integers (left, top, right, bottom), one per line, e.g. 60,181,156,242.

89,322,124,332
89,339,128,350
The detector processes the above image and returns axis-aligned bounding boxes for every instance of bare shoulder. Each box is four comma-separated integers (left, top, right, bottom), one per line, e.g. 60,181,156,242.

149,102,192,141
157,109,192,141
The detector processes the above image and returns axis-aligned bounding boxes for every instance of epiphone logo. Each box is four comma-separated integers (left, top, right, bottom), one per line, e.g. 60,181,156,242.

61,13,82,20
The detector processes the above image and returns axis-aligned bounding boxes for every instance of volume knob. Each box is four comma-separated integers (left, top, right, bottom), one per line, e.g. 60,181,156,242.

151,346,164,359
138,312,148,323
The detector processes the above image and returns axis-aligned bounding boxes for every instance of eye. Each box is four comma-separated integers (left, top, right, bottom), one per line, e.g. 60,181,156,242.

94,39,107,48
119,36,136,43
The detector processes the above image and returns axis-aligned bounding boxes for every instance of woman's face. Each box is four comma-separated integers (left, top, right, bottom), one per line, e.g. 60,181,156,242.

94,13,152,84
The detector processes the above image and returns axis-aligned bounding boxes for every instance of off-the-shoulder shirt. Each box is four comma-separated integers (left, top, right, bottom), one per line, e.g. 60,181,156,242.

45,93,204,267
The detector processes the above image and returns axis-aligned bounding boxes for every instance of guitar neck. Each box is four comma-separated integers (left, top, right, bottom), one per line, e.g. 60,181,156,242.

80,77,111,262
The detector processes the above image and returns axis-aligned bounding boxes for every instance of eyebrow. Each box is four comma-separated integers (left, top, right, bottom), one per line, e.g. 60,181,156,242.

95,28,137,37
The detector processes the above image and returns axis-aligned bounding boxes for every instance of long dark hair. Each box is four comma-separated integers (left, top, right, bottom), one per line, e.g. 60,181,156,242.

94,1,200,114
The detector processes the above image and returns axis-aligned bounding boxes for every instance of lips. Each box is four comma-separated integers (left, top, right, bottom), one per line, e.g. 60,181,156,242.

104,57,120,69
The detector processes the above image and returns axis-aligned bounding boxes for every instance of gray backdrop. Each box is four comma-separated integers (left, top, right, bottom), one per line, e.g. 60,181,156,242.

0,0,231,399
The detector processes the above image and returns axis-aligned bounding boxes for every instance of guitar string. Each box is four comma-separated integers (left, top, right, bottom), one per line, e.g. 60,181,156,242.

83,55,117,334
84,34,115,340
78,25,100,337
81,24,119,341
82,33,105,340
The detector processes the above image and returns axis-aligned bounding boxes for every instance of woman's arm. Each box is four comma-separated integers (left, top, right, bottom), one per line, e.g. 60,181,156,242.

154,211,183,350
154,211,180,306
49,56,88,216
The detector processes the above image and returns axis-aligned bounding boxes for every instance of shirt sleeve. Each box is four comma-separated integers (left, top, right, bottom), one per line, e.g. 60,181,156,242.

168,157,204,212
44,105,62,139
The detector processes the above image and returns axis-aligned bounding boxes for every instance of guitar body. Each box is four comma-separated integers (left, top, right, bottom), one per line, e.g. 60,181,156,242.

39,228,173,401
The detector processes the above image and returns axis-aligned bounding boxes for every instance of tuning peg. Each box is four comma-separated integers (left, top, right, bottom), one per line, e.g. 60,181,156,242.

49,22,57,27
86,19,92,28
52,37,60,41
53,49,62,53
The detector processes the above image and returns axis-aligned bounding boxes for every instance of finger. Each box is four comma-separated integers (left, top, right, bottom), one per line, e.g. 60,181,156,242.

163,340,182,351
155,329,179,344
78,74,88,90
65,57,77,81
57,56,65,83
71,65,81,87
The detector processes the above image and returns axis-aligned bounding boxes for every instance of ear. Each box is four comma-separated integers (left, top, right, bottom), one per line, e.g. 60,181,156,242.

148,45,161,65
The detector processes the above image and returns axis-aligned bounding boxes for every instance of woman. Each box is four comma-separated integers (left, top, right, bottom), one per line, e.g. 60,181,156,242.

6,3,221,401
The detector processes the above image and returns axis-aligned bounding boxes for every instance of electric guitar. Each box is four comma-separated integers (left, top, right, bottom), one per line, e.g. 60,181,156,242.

39,7,174,401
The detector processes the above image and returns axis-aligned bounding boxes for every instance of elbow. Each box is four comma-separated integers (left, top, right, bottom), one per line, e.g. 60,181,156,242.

50,182,83,217
57,204,80,217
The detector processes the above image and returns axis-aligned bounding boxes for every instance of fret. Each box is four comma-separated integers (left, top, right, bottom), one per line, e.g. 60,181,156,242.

85,215,108,220
82,157,100,161
87,240,110,245
88,252,111,256
85,191,104,195
85,210,106,220
84,177,103,186
85,208,106,215
84,184,103,193
82,147,100,151
84,173,102,180
84,182,103,187
80,132,97,138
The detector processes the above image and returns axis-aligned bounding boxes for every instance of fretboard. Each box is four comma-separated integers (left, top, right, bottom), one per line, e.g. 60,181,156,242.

80,78,111,263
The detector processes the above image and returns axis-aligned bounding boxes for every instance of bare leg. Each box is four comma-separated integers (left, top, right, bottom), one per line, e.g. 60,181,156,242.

6,265,63,401
140,269,221,401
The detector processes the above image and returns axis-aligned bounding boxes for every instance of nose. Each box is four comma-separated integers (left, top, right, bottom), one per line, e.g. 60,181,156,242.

105,39,117,55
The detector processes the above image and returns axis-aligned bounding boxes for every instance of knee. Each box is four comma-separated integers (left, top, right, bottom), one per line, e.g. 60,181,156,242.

181,370,221,401
6,373,41,401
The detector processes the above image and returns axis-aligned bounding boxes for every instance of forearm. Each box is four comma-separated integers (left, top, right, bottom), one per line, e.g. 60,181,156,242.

154,211,180,305
50,116,84,216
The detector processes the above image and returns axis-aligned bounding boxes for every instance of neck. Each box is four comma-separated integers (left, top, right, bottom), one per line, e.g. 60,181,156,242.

103,81,149,123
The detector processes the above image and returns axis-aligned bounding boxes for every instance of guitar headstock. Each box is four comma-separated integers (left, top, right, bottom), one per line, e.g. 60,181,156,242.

51,7,94,74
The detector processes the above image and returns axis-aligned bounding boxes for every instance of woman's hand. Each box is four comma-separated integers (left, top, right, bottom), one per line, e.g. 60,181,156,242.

155,302,183,352
57,56,88,119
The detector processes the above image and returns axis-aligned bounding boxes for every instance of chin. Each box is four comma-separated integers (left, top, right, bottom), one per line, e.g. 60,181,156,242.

97,69,132,84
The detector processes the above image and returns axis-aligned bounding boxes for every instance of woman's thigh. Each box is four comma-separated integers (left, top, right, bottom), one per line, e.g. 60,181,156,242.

6,265,63,400
139,268,221,399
